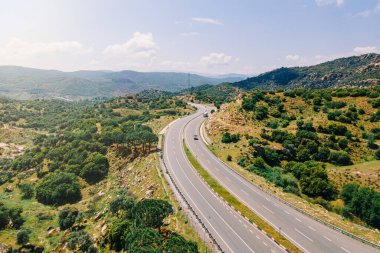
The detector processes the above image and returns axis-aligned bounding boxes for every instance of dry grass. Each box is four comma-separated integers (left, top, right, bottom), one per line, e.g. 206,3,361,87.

327,160,380,191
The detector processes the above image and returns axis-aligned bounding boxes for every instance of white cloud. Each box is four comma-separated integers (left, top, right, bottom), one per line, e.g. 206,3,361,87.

353,46,379,54
315,0,345,6
201,52,233,66
355,0,380,17
180,32,200,37
102,32,157,60
0,38,91,59
191,17,222,25
286,54,300,61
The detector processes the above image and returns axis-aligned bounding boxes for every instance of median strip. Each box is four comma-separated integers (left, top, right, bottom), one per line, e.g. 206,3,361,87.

184,142,302,253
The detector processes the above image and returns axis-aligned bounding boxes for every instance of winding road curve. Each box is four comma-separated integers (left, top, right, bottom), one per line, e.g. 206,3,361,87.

183,104,379,253
163,108,286,253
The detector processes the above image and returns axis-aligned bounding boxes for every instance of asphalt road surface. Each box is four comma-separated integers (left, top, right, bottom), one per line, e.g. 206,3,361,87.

183,104,379,253
163,109,287,253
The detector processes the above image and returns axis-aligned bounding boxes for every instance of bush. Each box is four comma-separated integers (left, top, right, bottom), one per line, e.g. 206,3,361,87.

59,207,79,230
226,155,232,161
16,230,30,245
221,132,240,143
329,151,352,166
255,106,268,120
68,230,96,252
19,183,34,199
338,138,349,149
375,149,380,160
0,204,25,230
36,172,81,206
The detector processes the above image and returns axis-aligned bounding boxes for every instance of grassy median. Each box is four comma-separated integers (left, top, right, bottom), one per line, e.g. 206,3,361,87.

184,143,302,253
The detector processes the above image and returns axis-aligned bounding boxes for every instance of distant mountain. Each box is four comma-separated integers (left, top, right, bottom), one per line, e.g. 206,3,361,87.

0,66,244,100
233,53,380,90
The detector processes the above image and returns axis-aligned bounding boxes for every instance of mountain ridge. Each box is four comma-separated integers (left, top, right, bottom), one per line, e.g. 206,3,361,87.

0,66,243,100
233,53,380,90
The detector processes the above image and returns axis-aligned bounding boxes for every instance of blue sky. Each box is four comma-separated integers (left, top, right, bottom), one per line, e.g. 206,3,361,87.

0,0,379,75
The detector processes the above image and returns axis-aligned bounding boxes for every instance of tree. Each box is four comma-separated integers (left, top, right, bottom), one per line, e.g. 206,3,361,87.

164,235,198,253
109,219,133,251
36,172,81,206
133,199,172,229
59,207,79,230
124,228,162,252
80,152,109,184
340,183,359,203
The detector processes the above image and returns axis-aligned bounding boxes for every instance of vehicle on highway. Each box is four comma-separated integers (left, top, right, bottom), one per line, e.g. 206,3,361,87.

193,134,198,140
203,111,208,117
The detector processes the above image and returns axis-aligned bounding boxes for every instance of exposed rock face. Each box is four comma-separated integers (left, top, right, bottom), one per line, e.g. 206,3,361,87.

0,243,12,253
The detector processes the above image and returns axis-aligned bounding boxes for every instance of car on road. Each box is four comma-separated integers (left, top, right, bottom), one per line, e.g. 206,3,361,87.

193,134,198,140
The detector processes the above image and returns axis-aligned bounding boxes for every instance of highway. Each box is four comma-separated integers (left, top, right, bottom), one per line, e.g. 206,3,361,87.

183,104,379,253
163,108,287,253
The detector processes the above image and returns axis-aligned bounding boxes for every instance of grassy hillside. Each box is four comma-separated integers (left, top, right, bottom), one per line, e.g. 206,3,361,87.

205,86,380,242
0,66,243,100
233,53,380,90
0,96,205,252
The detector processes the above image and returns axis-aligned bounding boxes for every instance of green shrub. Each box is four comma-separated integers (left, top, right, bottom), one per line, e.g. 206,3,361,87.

375,149,380,160
16,230,30,245
80,152,109,184
59,207,79,230
19,183,34,199
36,172,81,206
68,230,96,252
164,235,198,253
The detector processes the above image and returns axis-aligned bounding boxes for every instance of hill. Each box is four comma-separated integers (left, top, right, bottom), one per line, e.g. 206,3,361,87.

0,66,243,100
205,86,380,238
234,53,380,90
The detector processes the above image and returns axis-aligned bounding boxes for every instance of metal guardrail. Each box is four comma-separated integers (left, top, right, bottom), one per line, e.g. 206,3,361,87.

160,134,224,253
198,118,380,251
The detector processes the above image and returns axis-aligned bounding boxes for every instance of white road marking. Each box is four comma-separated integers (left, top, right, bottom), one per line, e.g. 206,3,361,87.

323,236,332,242
262,205,274,214
274,203,280,207
295,228,313,242
340,247,351,253
256,235,260,240
284,210,290,215
295,218,302,223
249,229,253,234
241,189,249,195
263,242,268,246
308,225,316,231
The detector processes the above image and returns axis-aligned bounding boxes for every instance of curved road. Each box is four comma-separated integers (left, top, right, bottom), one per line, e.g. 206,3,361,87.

163,108,286,252
184,104,379,253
